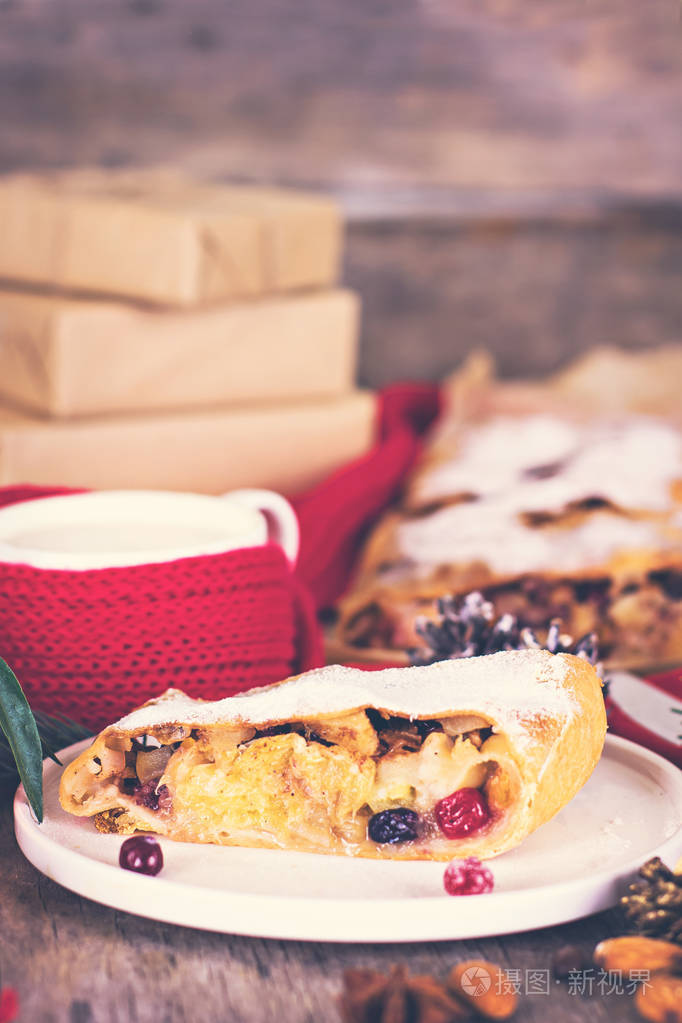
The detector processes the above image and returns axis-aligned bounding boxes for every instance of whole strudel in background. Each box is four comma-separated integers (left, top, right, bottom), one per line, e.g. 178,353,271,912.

332,347,682,671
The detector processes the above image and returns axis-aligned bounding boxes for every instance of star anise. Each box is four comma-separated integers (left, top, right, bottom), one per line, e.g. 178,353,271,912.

339,965,469,1023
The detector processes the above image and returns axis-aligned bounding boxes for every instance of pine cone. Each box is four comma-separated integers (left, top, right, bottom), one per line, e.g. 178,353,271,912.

409,592,601,671
621,857,682,945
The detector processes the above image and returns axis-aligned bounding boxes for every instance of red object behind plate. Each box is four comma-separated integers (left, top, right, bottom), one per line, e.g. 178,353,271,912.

606,669,682,769
293,383,441,607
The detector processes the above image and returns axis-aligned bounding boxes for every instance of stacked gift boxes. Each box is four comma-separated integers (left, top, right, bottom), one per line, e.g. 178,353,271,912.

0,169,375,494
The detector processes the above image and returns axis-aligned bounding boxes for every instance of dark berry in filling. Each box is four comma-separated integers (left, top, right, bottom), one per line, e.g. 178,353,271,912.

573,578,610,604
132,780,160,810
435,787,491,839
649,570,682,601
368,807,419,845
123,780,171,812
119,835,164,876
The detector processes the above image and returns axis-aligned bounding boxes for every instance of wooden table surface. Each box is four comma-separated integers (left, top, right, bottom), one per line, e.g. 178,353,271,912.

0,781,646,1023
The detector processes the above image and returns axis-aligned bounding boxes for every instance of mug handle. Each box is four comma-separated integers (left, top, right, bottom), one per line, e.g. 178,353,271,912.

220,488,300,566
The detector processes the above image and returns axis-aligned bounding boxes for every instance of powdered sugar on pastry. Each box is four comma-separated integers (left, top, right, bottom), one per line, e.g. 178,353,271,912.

399,415,681,575
110,649,578,753
414,415,681,513
398,504,668,576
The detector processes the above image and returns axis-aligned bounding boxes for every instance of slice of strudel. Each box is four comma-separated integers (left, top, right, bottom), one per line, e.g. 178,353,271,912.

59,650,605,861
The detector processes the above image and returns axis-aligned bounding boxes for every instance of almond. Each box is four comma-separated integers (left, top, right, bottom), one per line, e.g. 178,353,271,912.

448,960,517,1019
594,937,682,977
635,972,682,1023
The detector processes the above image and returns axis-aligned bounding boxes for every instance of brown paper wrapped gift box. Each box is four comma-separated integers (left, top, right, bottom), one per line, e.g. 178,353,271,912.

0,391,376,495
0,288,359,417
0,170,342,307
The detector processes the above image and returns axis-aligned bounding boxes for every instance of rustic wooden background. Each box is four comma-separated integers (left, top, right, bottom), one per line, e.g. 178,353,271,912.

0,0,680,384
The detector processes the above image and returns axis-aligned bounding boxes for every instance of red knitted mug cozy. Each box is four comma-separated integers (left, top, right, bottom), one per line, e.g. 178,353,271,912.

0,485,323,729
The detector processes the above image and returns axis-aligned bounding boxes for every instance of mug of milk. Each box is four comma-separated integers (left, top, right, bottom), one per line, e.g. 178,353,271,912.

0,489,299,569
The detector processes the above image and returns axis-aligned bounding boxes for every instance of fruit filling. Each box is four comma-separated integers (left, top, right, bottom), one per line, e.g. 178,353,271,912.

69,708,519,856
434,788,491,839
368,808,420,845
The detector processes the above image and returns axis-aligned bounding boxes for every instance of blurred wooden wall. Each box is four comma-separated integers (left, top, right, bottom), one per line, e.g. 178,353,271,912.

0,0,680,386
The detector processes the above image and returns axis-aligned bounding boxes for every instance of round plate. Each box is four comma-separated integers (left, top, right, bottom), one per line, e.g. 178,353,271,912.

14,735,682,943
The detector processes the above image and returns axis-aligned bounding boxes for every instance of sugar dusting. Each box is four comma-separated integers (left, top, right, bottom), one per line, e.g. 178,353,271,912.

399,414,681,575
415,415,681,511
398,504,666,575
110,649,580,750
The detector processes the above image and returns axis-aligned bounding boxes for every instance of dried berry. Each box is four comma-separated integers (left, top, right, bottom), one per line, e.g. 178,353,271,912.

119,835,164,876
435,788,490,839
131,779,161,810
126,780,172,812
368,808,419,845
443,857,494,896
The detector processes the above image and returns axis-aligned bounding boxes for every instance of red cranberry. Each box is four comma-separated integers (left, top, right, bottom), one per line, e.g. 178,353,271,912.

443,856,494,896
368,808,419,844
434,787,490,839
119,835,164,876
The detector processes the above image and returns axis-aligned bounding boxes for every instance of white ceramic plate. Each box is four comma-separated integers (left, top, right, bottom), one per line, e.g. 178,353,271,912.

14,734,682,943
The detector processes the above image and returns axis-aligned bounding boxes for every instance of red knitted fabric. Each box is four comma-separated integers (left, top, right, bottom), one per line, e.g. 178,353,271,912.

0,543,320,730
293,384,441,607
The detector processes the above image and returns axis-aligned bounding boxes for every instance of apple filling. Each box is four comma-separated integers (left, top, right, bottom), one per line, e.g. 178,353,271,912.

70,710,522,858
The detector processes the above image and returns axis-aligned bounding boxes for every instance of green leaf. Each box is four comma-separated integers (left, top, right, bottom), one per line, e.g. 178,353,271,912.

0,657,43,822
0,708,91,786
